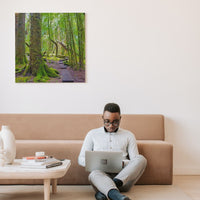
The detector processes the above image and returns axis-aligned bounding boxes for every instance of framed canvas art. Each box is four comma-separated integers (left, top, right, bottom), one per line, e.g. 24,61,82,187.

15,13,85,83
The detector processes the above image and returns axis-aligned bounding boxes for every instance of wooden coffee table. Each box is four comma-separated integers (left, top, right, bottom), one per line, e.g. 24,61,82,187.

0,159,71,200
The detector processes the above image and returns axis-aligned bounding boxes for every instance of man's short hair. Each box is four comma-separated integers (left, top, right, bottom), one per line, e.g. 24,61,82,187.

103,103,121,114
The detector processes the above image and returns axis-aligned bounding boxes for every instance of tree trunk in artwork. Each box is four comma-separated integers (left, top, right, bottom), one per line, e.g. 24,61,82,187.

29,13,42,76
76,13,85,69
65,14,72,66
47,14,58,57
67,14,78,69
28,13,59,81
15,13,26,64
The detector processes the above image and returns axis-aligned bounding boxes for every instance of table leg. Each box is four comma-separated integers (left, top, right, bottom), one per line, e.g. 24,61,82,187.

52,179,57,194
44,179,51,200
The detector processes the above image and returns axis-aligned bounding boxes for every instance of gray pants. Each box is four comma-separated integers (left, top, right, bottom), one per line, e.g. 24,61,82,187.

88,154,147,197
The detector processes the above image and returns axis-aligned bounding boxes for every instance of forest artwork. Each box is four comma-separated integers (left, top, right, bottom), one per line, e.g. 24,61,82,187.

15,13,85,83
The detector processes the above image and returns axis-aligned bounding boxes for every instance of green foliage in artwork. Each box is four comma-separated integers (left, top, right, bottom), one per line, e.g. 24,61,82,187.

44,56,60,62
33,76,49,82
15,64,26,74
63,60,69,66
47,67,59,77
16,76,31,83
15,56,27,65
33,63,59,82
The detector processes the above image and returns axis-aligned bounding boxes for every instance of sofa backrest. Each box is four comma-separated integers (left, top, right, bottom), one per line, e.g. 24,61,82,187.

0,114,164,140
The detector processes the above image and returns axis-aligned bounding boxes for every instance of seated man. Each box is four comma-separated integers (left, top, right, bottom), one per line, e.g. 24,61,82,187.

78,103,147,200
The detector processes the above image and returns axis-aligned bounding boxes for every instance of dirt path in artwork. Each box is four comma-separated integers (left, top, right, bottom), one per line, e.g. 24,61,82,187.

47,60,85,83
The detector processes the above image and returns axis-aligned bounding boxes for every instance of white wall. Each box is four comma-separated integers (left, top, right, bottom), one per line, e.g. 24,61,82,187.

0,0,200,175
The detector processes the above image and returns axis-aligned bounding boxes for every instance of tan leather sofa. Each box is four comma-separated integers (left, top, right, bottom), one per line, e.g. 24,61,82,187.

0,114,173,185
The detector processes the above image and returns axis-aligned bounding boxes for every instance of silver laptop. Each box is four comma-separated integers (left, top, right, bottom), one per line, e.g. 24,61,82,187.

85,151,123,173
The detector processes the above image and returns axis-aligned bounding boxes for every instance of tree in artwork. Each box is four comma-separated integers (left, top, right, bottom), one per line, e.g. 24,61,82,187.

15,13,26,65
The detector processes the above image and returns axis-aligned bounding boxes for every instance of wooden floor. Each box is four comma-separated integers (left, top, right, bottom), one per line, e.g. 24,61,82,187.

173,175,200,200
0,175,199,200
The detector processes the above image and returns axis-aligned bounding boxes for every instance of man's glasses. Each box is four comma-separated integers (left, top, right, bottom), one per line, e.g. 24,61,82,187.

103,119,120,127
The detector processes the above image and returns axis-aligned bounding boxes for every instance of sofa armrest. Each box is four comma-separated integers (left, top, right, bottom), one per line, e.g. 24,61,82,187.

137,140,173,185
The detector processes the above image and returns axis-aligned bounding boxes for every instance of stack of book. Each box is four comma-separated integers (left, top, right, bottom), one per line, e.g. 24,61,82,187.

21,155,63,168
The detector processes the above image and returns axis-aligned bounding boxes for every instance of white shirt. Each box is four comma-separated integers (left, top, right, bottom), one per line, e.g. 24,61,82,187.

78,127,139,167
